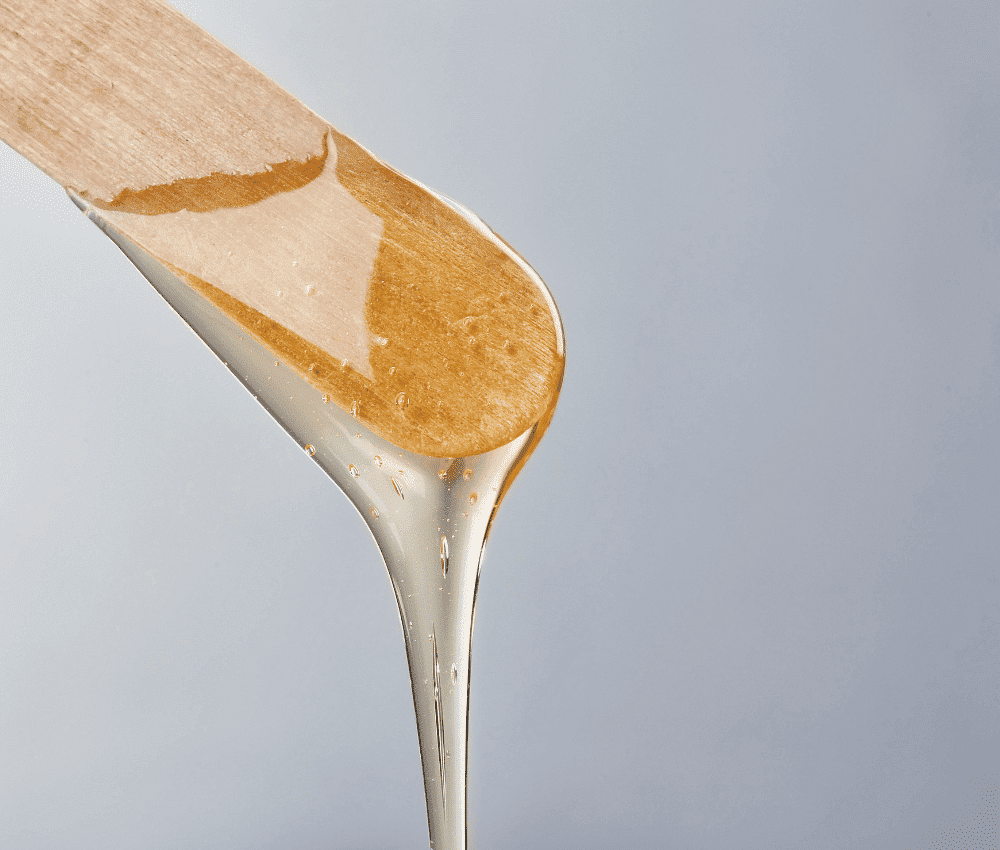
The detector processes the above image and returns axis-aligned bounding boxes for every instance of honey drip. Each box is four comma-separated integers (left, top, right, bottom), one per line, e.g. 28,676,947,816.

65,201,563,850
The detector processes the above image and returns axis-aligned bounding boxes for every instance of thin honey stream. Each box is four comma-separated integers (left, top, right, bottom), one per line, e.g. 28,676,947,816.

71,188,563,850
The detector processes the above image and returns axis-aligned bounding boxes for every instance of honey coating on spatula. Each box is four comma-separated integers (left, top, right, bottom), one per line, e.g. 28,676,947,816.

86,128,563,458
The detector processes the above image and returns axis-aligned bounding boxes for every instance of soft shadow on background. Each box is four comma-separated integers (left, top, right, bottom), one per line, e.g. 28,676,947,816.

1,1,998,848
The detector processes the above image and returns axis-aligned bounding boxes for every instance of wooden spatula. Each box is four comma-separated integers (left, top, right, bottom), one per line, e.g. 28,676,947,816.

0,2,565,849
0,0,563,458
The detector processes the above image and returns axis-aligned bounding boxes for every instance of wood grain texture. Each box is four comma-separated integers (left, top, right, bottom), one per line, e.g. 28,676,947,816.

0,0,564,457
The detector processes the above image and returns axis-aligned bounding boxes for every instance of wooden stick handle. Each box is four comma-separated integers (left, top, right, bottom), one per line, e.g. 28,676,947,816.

0,0,563,458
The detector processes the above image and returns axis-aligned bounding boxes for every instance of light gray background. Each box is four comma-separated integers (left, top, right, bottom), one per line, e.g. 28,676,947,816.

1,1,998,848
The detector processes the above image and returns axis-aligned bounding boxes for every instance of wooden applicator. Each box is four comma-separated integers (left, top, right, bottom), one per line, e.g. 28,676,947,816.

0,0,564,458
